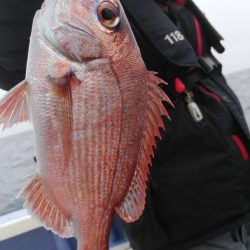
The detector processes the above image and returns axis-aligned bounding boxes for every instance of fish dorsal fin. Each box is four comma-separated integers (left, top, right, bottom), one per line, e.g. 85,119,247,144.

115,71,173,222
18,175,74,238
0,80,29,130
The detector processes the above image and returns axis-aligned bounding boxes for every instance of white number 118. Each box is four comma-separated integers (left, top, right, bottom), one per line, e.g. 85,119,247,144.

164,31,185,44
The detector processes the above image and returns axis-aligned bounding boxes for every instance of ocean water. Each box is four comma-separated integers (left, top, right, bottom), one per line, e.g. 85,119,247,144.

0,69,249,216
0,131,35,216
226,68,250,126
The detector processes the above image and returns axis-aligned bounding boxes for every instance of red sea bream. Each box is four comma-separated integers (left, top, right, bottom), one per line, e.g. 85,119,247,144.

0,0,172,249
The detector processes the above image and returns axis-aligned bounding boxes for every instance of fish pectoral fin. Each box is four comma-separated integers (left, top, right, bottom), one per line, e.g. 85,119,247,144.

0,80,29,130
17,175,74,238
115,71,172,223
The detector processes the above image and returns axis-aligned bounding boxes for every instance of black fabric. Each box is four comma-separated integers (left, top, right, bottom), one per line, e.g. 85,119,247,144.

0,0,43,90
122,0,198,68
120,0,250,249
186,0,225,53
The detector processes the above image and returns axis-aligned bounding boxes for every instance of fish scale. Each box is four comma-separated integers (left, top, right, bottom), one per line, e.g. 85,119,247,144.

0,1,173,249
111,61,148,201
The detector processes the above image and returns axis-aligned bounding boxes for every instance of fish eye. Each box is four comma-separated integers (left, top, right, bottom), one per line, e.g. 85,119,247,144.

97,1,120,29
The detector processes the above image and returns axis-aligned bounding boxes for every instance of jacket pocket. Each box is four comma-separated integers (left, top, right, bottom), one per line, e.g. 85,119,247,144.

198,85,221,103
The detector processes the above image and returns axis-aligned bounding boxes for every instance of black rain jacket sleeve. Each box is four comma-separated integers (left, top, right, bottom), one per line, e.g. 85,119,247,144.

0,0,43,90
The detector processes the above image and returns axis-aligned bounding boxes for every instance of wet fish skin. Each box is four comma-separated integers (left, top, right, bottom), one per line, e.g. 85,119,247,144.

0,0,172,250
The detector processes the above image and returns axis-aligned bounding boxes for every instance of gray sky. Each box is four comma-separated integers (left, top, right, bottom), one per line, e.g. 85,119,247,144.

196,0,250,74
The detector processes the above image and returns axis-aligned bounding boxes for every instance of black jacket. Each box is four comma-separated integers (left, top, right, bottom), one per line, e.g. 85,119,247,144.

120,0,250,249
0,0,43,90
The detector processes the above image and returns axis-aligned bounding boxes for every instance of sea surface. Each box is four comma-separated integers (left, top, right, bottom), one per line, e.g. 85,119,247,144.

0,68,249,216
227,68,250,125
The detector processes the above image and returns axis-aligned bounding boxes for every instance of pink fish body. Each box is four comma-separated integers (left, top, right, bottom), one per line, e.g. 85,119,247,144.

0,1,172,249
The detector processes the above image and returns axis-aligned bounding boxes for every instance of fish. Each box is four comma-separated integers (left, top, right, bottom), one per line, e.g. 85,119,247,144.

0,0,173,249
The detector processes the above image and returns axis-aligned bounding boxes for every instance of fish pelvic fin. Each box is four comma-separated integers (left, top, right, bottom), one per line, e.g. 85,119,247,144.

17,175,74,238
115,71,173,223
0,80,29,130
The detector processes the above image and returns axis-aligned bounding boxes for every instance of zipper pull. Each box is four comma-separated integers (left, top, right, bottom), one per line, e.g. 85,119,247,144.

185,90,203,122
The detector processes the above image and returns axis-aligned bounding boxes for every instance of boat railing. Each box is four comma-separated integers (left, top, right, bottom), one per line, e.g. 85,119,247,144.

0,209,131,250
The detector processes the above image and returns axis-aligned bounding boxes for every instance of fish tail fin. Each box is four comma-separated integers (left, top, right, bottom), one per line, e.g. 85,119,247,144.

0,80,29,130
17,175,74,238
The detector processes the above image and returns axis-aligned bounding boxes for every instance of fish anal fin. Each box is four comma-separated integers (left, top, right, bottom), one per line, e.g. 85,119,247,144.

0,80,29,130
18,175,74,238
116,71,172,223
